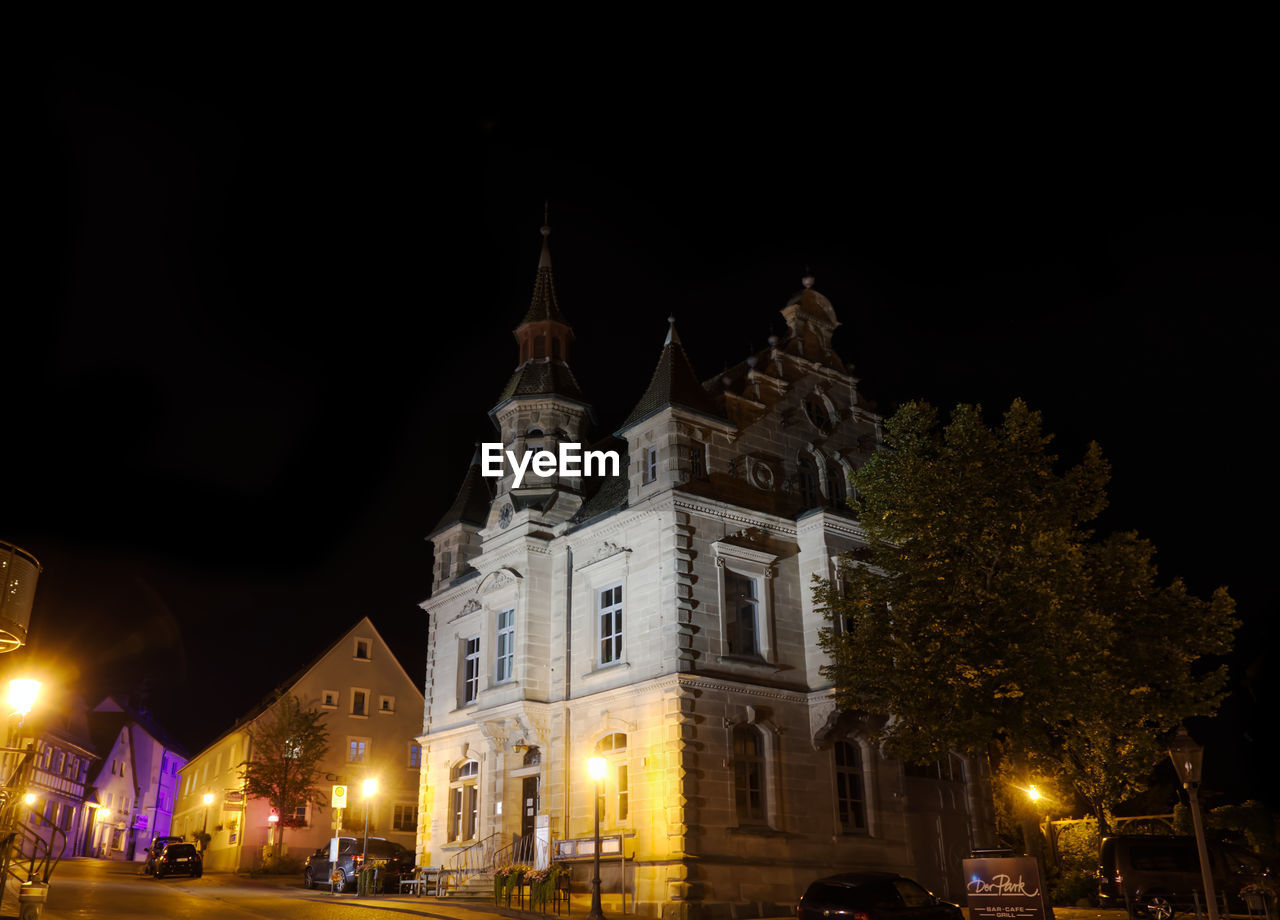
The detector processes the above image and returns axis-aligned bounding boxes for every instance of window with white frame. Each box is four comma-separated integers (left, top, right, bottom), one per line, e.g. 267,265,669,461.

347,737,370,763
288,803,307,824
393,803,418,831
409,743,422,768
724,571,759,657
644,446,657,483
833,740,867,833
351,688,369,717
598,585,623,665
713,540,778,662
462,636,480,704
732,724,766,824
448,761,479,842
495,608,515,683
378,695,396,713
322,690,339,709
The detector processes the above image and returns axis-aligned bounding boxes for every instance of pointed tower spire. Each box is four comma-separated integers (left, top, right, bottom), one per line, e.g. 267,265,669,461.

617,316,724,433
497,217,586,407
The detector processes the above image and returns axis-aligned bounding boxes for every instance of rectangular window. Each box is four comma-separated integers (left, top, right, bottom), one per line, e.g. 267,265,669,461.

322,690,338,709
348,739,368,763
725,571,760,656
409,744,422,768
379,695,395,713
495,608,515,682
688,444,705,479
290,804,307,824
644,446,658,483
393,803,418,832
440,551,452,579
834,741,867,833
351,689,367,716
449,785,478,841
354,639,370,660
463,636,480,704
617,764,629,822
598,585,623,664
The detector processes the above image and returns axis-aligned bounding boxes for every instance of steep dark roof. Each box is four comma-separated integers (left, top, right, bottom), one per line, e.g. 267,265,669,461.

495,360,587,405
429,448,493,537
573,439,630,524
617,320,725,433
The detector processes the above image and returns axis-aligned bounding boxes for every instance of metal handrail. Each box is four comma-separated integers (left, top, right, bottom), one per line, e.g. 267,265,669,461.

437,832,499,895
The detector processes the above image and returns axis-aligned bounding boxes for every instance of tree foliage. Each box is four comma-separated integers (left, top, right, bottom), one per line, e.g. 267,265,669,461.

817,399,1236,821
241,694,330,860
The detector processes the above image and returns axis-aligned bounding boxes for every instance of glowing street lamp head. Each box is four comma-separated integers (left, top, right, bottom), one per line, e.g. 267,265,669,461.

7,678,41,717
588,756,607,782
363,778,378,797
1027,784,1041,802
23,792,35,805
203,792,214,806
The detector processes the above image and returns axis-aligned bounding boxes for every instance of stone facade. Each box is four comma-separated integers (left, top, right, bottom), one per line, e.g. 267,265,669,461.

420,233,995,918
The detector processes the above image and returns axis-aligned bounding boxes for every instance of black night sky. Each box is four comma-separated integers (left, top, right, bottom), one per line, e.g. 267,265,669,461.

6,47,1277,808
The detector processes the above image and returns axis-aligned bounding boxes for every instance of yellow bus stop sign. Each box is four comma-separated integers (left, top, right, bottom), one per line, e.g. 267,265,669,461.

332,784,347,808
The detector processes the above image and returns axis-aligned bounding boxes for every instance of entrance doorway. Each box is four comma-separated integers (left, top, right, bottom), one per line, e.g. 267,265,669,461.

521,776,539,839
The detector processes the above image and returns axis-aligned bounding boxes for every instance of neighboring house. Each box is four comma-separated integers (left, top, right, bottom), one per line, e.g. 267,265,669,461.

7,689,97,860
171,617,425,871
88,698,187,861
419,228,997,916
86,713,140,859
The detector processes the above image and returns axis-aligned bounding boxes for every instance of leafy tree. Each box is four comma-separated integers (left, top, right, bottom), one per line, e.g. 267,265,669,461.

817,399,1236,838
241,694,331,862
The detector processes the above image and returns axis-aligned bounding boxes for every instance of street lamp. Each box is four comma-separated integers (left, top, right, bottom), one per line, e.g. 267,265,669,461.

361,777,378,890
1168,727,1219,920
587,755,607,920
6,679,40,719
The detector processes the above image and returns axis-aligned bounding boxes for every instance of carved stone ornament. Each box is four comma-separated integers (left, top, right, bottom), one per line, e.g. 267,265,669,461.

478,568,519,595
460,599,482,615
583,541,630,567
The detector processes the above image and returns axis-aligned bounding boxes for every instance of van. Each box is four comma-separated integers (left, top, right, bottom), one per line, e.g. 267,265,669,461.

1097,835,1269,918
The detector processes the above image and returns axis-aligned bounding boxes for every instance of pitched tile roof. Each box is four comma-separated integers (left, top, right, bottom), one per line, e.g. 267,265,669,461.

617,318,725,433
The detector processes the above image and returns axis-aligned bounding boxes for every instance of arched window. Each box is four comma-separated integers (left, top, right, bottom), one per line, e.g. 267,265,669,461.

833,741,867,833
732,725,765,824
827,460,847,510
594,734,629,824
449,760,479,842
798,457,820,509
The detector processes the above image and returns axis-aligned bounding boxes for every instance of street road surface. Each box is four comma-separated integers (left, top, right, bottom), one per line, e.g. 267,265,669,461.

4,858,501,920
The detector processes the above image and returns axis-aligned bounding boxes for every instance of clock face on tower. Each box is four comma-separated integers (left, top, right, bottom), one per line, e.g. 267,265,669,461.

499,503,514,529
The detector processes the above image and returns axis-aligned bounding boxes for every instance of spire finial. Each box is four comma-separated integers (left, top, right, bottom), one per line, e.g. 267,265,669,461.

801,265,815,289
538,212,552,269
665,314,681,346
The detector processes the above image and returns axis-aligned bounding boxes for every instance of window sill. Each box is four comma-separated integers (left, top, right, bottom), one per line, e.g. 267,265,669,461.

353,657,372,663
349,713,369,720
581,661,630,680
377,709,395,715
715,654,778,670
726,825,793,839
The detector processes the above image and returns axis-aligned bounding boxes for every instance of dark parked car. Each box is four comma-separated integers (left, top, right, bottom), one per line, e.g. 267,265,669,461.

153,842,202,878
1097,835,1272,918
142,835,185,875
798,872,963,920
303,836,414,893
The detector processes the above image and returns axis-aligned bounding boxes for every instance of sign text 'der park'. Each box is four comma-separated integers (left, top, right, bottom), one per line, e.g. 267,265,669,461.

481,443,621,488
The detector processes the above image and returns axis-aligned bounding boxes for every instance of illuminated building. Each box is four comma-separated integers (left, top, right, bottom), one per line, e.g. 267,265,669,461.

171,617,423,870
421,229,995,914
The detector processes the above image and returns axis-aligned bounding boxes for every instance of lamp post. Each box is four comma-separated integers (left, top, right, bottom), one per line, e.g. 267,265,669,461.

587,756,607,920
361,777,378,891
1168,727,1219,920
202,792,214,836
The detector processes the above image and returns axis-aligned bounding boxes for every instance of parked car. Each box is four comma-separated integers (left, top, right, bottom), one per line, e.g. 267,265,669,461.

153,842,203,879
1097,835,1272,918
303,836,414,893
143,836,185,875
798,872,963,920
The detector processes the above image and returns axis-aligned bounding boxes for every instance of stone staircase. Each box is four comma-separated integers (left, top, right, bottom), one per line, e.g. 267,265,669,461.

442,869,495,900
